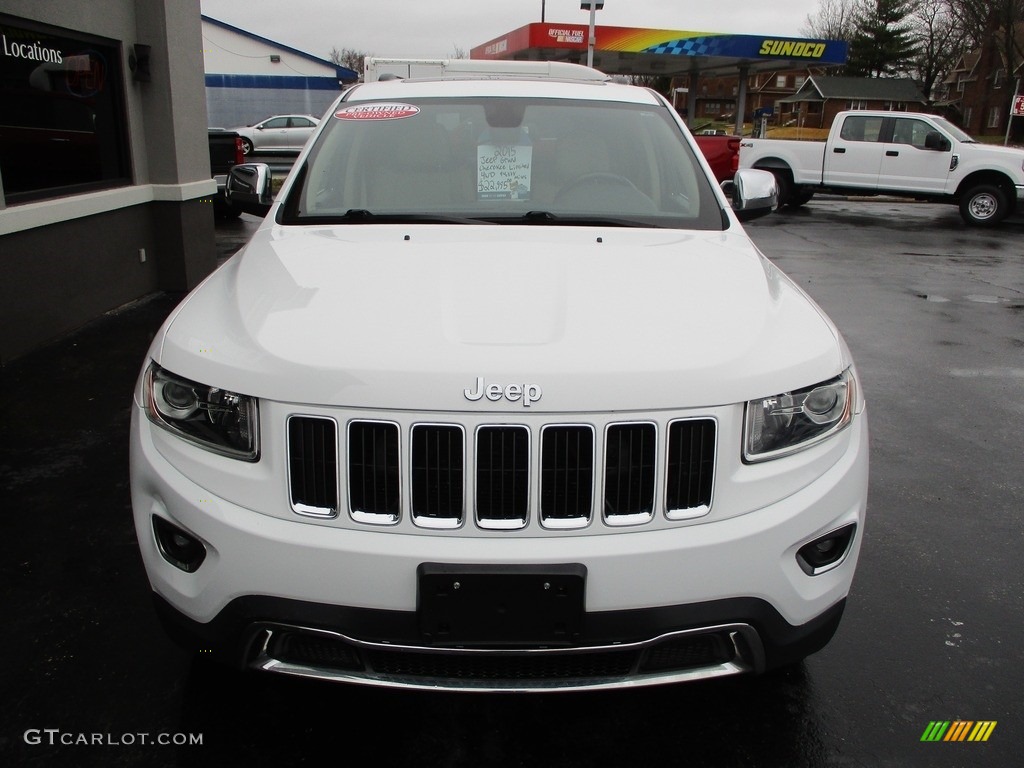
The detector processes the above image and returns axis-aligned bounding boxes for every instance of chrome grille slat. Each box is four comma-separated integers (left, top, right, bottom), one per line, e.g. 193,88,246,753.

411,424,464,523
348,421,400,521
287,416,338,516
666,419,716,514
476,426,529,526
603,422,656,519
540,425,594,524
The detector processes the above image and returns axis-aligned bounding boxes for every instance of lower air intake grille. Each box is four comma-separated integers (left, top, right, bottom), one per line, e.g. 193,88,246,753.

366,648,637,680
256,626,749,688
639,633,733,672
271,633,363,671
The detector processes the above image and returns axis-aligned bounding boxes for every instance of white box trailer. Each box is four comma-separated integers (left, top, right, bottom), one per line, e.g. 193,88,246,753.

362,57,607,82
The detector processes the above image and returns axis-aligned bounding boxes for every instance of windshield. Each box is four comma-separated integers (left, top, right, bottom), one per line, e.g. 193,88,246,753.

284,96,724,230
931,116,975,143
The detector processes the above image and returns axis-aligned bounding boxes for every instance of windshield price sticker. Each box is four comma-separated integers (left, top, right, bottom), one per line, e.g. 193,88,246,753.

477,144,533,201
334,103,420,121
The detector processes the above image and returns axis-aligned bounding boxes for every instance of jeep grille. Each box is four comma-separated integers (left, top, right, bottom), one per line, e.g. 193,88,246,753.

286,416,716,529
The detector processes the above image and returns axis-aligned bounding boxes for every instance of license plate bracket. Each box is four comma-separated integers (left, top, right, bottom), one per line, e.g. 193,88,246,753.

417,563,586,646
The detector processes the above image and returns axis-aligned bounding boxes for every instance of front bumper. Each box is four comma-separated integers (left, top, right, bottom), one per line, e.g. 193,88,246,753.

153,591,846,692
131,403,868,690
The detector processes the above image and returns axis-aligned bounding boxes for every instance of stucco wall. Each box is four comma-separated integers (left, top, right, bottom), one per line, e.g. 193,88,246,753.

0,1,217,361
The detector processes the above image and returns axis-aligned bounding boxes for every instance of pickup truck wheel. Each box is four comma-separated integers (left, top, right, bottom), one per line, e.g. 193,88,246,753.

765,169,791,208
960,184,1007,226
788,190,814,208
239,137,253,155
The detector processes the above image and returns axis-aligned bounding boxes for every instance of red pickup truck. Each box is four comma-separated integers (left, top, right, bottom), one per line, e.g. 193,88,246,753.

694,134,741,182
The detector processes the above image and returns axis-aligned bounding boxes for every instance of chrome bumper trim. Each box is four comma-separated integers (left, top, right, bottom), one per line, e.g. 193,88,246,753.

247,622,763,692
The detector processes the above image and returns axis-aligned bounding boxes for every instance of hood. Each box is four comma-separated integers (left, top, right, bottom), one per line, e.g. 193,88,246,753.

155,224,844,411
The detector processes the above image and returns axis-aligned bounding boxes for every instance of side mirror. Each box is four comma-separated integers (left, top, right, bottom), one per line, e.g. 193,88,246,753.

724,168,777,222
226,163,273,217
924,131,951,152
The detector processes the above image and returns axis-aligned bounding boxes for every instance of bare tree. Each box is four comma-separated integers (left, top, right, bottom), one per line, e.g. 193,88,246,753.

329,47,372,76
910,0,966,100
802,0,865,40
947,0,1024,74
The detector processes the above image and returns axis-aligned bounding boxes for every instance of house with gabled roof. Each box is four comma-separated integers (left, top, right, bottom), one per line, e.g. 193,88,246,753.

940,25,1024,139
776,75,927,130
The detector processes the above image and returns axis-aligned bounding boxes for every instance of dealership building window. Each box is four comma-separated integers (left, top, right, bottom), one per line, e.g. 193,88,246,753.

0,14,130,204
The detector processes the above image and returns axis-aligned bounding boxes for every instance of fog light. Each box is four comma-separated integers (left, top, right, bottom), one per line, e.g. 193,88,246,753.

152,516,207,572
797,524,856,575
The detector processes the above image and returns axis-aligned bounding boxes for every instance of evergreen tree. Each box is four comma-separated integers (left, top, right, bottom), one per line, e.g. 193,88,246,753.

846,0,920,77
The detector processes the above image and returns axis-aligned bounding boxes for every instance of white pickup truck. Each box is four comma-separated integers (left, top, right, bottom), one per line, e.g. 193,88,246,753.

740,110,1024,226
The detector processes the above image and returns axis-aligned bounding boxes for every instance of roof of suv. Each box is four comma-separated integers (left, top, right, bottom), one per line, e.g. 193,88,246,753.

373,59,611,82
346,75,660,104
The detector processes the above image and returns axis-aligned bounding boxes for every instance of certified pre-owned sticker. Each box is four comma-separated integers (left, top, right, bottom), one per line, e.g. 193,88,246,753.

334,103,420,121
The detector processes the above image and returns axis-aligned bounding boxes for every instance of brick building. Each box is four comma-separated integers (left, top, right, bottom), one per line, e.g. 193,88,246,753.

941,25,1024,139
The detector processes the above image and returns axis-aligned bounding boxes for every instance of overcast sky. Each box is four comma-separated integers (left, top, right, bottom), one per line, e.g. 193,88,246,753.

199,0,824,63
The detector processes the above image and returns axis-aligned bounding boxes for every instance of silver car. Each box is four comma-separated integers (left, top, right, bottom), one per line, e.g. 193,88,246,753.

232,114,319,155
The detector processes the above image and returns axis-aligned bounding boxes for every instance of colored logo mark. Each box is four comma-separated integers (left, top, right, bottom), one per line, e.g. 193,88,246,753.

921,721,997,742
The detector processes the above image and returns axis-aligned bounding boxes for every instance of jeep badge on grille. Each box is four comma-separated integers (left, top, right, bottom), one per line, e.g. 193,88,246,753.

464,377,542,407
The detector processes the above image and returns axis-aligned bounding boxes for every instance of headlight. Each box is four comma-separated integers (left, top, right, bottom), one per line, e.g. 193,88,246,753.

144,363,259,461
743,368,854,463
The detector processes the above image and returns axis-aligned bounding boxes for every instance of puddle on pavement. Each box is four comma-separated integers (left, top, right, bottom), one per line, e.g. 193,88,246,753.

915,293,1014,305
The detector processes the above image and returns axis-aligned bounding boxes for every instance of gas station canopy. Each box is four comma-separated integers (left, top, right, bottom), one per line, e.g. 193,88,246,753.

471,23,847,77
471,23,848,132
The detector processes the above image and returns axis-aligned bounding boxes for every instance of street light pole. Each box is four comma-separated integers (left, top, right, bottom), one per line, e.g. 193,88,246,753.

587,5,596,68
581,2,604,69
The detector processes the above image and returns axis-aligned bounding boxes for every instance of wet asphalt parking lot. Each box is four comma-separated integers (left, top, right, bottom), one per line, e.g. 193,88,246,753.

1,198,1021,767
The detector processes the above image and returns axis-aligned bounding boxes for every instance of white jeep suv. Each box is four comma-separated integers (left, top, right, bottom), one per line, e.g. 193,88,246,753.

131,61,868,691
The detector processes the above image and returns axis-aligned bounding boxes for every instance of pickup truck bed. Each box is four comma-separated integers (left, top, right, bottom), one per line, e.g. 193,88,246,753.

694,134,741,182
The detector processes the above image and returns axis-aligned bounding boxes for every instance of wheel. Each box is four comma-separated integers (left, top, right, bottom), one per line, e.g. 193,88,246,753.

239,137,253,155
766,169,791,208
959,184,1008,226
788,189,814,208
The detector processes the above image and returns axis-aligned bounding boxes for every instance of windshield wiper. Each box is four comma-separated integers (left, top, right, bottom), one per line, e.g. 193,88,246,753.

496,210,654,228
332,209,495,225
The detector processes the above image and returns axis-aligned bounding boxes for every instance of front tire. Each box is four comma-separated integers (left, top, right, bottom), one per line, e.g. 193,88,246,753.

239,137,253,156
960,184,1008,226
